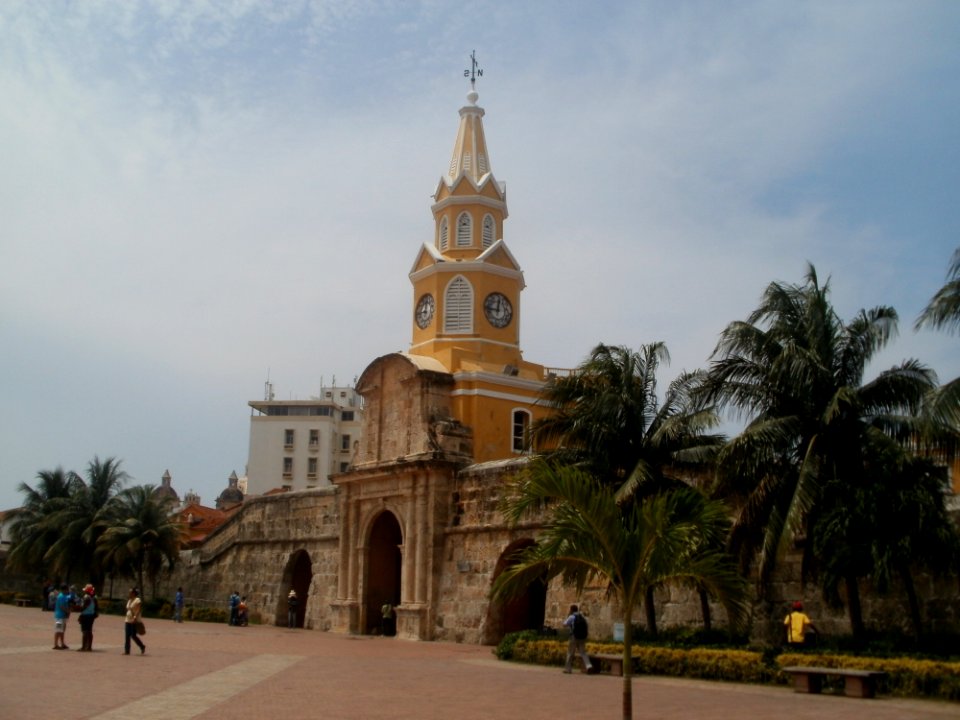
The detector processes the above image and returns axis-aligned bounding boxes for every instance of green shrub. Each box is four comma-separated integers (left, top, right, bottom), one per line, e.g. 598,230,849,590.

189,607,228,624
777,652,960,701
495,630,541,660
503,640,960,700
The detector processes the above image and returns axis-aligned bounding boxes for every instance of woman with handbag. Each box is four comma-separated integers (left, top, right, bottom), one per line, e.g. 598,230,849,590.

124,587,146,655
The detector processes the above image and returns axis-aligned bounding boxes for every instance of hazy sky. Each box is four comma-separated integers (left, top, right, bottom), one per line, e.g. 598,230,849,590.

2,1,958,511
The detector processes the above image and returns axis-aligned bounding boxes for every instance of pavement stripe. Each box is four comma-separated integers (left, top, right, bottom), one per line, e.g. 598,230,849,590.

90,654,303,720
0,644,119,655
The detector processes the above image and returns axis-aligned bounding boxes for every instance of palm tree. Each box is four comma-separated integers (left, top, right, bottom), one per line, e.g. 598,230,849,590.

813,441,960,639
492,460,749,720
916,247,960,426
702,264,940,640
6,467,83,578
43,457,128,590
95,485,185,595
531,342,726,633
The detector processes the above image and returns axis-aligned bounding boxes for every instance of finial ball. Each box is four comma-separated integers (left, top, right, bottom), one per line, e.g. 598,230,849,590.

467,89,479,105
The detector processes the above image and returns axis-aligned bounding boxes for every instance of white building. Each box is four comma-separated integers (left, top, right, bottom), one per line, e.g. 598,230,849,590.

244,385,363,495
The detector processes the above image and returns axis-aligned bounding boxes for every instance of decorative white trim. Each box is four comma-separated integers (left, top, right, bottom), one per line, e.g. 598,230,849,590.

409,337,520,352
450,387,546,404
452,369,547,393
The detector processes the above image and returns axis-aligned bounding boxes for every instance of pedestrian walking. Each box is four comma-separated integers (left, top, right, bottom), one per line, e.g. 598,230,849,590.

174,587,185,623
124,587,146,655
562,604,593,674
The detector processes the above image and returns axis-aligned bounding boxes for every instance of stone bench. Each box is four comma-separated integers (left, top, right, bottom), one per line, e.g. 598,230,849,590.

588,653,625,676
782,666,887,698
15,598,33,608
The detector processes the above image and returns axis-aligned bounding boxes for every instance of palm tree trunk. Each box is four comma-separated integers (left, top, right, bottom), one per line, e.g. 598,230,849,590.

698,588,712,632
644,586,658,638
844,574,865,644
899,564,923,639
621,599,635,720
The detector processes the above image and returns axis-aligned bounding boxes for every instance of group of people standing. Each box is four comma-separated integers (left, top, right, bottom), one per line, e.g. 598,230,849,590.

47,583,146,656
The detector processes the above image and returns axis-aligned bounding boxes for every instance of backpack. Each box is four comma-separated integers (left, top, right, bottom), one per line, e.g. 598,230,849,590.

573,612,588,640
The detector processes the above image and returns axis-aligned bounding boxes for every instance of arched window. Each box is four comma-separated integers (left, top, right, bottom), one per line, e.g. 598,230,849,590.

456,212,472,247
439,217,449,251
443,276,473,333
512,409,531,453
482,214,495,248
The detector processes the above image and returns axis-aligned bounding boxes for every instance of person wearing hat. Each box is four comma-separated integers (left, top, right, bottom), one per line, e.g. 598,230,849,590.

77,584,99,652
784,601,817,646
287,589,298,628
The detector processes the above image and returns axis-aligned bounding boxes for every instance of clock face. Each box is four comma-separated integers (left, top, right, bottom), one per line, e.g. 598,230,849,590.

483,292,513,328
415,293,435,329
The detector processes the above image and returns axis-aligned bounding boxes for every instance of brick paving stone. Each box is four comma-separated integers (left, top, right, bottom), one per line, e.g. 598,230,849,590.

0,604,956,720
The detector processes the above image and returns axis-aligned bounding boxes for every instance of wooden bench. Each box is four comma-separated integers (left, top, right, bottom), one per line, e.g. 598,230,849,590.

782,666,887,698
14,598,33,608
588,653,625,676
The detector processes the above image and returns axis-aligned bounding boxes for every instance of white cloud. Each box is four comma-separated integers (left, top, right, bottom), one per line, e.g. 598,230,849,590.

1,1,958,508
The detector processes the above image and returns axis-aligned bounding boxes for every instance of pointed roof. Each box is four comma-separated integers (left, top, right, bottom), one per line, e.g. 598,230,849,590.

447,86,491,184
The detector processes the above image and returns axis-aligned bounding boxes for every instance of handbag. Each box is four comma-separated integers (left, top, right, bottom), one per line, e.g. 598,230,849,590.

134,620,146,636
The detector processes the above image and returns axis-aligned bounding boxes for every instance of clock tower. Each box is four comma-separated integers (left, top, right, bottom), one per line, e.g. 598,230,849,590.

407,66,550,462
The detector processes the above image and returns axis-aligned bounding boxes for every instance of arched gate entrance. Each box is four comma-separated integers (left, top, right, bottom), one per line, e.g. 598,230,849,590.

364,511,402,635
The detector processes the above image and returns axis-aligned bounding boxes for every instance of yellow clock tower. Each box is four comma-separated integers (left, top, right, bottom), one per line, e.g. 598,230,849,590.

407,69,551,462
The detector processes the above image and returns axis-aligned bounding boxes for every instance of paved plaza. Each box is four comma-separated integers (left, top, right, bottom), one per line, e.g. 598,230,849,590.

0,604,956,719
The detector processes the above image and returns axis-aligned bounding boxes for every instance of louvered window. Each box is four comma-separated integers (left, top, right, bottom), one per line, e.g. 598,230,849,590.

443,276,473,333
478,154,487,173
482,215,495,248
456,213,472,247
463,153,471,171
439,217,449,251
512,410,531,453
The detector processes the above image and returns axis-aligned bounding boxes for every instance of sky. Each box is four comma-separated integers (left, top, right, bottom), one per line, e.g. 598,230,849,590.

2,1,959,511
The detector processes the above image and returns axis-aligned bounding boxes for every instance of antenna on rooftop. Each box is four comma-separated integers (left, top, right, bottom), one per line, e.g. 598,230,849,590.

264,368,274,401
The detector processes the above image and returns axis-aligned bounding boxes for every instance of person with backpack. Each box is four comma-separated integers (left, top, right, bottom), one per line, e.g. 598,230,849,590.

77,584,99,652
562,604,593,674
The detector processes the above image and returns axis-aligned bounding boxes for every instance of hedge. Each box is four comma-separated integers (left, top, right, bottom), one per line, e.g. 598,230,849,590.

505,638,960,701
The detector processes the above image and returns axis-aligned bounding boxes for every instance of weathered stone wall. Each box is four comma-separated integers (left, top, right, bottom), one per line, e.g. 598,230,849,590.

156,463,960,646
160,488,341,628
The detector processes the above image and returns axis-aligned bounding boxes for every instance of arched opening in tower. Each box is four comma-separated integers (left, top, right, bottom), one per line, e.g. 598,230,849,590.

484,538,546,644
279,549,312,628
365,510,402,635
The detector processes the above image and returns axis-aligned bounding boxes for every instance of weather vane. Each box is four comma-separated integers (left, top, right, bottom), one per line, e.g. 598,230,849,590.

464,50,483,88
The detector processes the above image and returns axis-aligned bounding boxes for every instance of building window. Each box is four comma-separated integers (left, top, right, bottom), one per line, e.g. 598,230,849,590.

282,457,293,478
339,462,349,473
443,275,473,333
512,410,531,453
284,429,294,448
439,217,449,251
341,410,354,421
309,429,319,447
341,434,351,451
307,458,317,477
456,212,472,247
482,214,495,248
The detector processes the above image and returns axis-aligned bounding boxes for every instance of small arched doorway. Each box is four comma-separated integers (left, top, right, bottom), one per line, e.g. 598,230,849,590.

365,511,402,635
484,539,547,644
278,549,312,628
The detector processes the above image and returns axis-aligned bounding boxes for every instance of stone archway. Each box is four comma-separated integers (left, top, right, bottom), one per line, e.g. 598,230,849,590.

278,549,312,628
484,539,546,645
364,511,402,635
